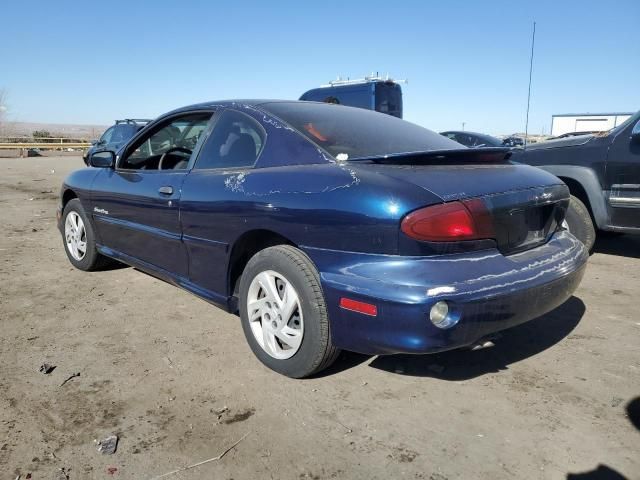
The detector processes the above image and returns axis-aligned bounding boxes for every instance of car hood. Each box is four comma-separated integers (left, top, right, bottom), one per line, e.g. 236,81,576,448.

519,134,595,151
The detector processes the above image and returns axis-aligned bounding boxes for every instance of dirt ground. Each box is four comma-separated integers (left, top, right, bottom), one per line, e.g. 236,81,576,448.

1,156,638,480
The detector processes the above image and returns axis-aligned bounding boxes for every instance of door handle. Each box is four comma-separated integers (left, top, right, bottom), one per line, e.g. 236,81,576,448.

158,186,173,195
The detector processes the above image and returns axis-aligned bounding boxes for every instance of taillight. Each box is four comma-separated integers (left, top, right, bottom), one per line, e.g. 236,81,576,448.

401,200,495,242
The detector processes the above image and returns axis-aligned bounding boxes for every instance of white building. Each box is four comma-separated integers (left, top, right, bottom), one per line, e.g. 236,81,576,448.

551,112,633,136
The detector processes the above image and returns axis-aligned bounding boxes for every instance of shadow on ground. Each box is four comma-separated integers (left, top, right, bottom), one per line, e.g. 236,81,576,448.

100,260,130,271
593,233,640,259
564,397,640,480
324,296,586,380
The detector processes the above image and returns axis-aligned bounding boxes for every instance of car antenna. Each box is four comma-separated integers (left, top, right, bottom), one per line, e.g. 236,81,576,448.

524,21,536,150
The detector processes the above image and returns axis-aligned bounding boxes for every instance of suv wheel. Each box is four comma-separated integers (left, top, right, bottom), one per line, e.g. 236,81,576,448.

564,195,596,252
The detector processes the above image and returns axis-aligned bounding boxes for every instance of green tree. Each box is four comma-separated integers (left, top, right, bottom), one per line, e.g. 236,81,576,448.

32,130,52,138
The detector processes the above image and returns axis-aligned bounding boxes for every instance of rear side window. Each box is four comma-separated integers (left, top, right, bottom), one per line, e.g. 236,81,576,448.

195,110,265,169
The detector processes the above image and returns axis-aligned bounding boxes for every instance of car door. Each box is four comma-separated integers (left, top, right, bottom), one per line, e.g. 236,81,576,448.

91,111,213,278
180,109,266,298
605,113,640,229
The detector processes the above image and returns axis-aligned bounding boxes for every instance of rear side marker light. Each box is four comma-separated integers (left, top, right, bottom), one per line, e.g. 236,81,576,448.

401,200,494,242
339,298,378,316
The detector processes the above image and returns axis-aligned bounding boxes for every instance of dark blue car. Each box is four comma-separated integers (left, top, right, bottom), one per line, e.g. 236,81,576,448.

58,100,588,378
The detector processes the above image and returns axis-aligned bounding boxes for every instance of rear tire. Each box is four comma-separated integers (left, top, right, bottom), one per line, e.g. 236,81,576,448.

564,195,596,252
239,245,340,378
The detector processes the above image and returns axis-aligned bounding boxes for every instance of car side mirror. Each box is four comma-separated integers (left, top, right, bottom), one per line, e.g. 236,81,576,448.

631,120,640,143
90,151,115,168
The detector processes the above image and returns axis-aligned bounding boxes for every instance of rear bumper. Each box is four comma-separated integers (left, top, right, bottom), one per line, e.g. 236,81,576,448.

304,231,588,355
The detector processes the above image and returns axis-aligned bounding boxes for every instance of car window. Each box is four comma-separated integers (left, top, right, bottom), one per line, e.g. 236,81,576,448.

100,126,115,144
111,124,135,143
119,113,212,171
194,110,265,170
263,102,459,160
374,83,402,117
476,134,502,147
455,134,473,146
468,135,483,147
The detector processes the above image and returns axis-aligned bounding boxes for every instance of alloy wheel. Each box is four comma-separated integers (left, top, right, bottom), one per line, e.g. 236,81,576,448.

65,211,87,261
246,270,304,359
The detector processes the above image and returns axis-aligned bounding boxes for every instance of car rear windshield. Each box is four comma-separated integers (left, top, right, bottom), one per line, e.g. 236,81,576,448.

474,134,504,147
262,102,460,160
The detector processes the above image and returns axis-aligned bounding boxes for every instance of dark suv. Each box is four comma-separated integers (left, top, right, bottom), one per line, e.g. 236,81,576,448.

83,119,151,165
510,110,640,251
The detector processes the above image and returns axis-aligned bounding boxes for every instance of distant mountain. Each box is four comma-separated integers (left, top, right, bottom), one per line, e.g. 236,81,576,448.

0,121,108,139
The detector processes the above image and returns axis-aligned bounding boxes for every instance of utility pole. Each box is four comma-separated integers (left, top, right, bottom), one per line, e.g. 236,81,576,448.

524,21,536,148
462,122,466,131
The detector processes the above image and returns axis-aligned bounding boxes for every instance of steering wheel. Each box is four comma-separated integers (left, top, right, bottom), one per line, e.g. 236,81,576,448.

158,147,192,170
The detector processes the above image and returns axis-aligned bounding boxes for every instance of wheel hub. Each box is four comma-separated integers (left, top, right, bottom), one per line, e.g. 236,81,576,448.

246,270,304,360
64,211,87,261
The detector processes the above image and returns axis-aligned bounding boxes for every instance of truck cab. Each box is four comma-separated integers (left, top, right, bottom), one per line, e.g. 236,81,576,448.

300,76,403,118
511,110,640,250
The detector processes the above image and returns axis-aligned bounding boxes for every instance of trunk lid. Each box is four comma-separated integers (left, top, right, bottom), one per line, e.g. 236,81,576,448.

351,151,570,254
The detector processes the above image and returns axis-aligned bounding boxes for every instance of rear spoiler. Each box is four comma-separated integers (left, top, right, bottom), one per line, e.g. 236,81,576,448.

356,147,512,165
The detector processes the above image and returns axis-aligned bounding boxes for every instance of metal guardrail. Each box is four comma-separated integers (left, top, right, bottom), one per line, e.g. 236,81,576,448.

0,136,89,141
0,142,91,157
0,143,91,149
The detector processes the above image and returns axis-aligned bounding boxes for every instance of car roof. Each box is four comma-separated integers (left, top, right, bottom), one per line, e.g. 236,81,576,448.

162,99,346,118
167,99,289,112
441,131,492,137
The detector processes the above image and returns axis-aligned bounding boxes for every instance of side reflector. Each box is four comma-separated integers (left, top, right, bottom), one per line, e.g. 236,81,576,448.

339,298,378,316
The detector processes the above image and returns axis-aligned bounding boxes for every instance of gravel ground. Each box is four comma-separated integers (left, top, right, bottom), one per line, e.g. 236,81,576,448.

1,156,638,480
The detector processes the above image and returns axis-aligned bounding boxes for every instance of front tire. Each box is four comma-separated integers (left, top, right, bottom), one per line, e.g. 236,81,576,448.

564,195,596,252
239,245,340,378
62,199,111,271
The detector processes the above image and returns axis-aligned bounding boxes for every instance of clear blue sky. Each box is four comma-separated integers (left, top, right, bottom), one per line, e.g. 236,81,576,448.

1,0,638,135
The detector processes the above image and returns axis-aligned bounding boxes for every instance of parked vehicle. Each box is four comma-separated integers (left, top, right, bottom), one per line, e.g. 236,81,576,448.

59,100,588,378
440,131,506,148
502,136,524,147
300,75,403,118
83,119,151,165
510,110,640,251
549,131,599,140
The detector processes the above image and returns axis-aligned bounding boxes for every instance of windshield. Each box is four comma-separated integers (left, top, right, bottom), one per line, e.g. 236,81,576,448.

262,102,460,160
605,110,639,136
